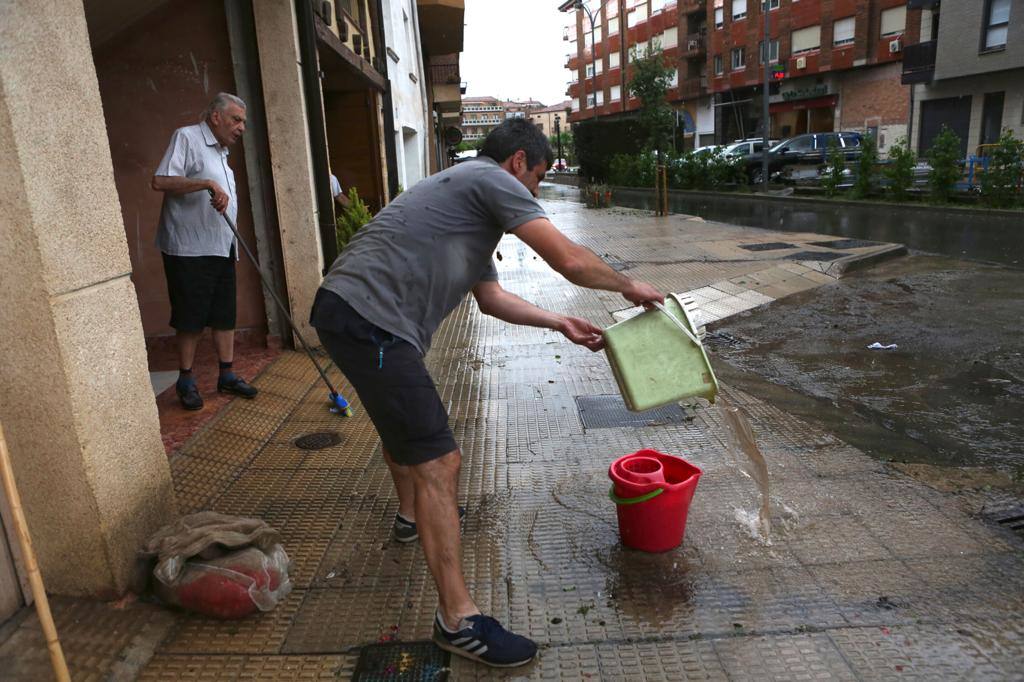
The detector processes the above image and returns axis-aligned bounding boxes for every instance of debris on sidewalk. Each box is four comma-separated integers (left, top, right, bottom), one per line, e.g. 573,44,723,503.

866,342,899,350
140,511,292,619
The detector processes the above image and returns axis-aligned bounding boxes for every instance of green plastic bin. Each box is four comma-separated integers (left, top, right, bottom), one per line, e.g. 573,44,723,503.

603,293,719,412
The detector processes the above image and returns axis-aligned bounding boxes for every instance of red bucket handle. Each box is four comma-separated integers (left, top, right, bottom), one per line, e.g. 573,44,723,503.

608,486,664,506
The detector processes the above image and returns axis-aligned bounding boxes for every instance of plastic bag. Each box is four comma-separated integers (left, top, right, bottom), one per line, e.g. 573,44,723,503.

154,545,292,619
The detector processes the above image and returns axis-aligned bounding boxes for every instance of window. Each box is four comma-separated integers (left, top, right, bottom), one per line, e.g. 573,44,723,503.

628,4,647,27
733,0,747,20
833,16,855,46
609,51,621,68
714,54,724,74
880,6,906,37
792,25,821,53
731,46,746,70
662,27,679,49
715,7,724,28
652,0,667,13
608,17,620,35
586,93,596,108
758,39,780,63
610,85,622,101
586,63,594,77
983,0,1010,50
596,90,605,106
762,0,780,9
630,41,648,61
572,98,580,112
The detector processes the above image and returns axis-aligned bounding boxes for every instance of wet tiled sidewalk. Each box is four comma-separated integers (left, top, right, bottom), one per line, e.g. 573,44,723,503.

3,197,1022,680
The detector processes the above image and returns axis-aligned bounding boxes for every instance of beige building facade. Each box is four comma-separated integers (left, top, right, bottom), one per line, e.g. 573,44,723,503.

0,0,463,622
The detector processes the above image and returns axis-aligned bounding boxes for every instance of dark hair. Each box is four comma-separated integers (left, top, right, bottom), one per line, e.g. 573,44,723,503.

479,118,554,168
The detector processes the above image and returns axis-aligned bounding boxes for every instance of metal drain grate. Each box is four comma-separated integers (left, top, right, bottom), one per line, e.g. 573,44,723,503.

738,242,797,251
352,641,450,681
576,394,687,429
294,431,343,450
784,251,844,262
809,238,881,250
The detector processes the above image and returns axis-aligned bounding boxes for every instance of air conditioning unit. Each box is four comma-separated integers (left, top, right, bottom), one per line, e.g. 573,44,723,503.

688,40,699,50
796,56,807,69
889,39,902,53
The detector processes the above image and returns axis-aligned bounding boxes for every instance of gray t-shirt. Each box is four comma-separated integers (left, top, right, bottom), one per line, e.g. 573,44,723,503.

319,156,547,354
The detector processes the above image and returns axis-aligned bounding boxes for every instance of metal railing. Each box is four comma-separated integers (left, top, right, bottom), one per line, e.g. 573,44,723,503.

429,62,461,85
901,40,936,84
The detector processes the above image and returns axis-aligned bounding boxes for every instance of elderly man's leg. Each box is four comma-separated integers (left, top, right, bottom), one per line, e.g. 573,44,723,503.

213,328,258,398
175,330,203,410
408,448,477,625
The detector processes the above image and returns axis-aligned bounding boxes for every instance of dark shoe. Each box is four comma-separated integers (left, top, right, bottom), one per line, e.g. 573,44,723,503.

393,507,465,544
432,611,537,668
176,382,203,411
217,376,258,399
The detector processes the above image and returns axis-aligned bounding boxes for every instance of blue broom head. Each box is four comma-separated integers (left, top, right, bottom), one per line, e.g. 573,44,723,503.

328,392,353,417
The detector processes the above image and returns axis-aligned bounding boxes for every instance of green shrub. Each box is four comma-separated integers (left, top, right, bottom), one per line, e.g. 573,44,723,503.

980,129,1024,209
820,140,845,197
851,134,879,199
884,136,916,201
927,126,963,203
335,187,373,252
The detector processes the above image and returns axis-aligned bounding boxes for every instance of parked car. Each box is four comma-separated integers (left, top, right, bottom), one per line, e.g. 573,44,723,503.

723,138,779,159
744,132,863,184
692,144,725,156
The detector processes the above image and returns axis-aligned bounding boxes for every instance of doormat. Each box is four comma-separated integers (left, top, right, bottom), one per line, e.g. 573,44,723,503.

575,394,688,429
351,641,450,681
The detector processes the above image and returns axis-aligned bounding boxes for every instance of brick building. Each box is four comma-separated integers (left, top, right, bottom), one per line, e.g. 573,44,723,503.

563,0,920,155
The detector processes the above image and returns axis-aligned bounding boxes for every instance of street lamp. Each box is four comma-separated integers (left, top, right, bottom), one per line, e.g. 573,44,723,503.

554,114,563,170
559,0,598,120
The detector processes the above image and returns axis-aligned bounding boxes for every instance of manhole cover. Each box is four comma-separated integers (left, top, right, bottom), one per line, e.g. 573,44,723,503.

808,238,881,250
738,242,797,251
293,431,342,450
783,251,844,262
575,394,687,429
352,641,450,681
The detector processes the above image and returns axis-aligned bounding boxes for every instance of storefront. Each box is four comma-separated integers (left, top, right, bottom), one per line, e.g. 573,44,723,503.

770,81,837,139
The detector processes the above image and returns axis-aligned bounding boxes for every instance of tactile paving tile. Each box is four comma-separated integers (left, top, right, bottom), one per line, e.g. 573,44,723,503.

139,653,355,680
281,584,419,653
712,632,857,681
905,553,1024,620
827,624,1007,680
179,426,263,466
448,644,602,680
807,558,932,627
783,513,895,565
251,372,318,400
161,588,305,655
593,639,728,681
169,453,242,513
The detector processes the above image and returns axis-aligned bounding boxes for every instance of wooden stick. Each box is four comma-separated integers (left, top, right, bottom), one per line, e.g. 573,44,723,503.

0,421,70,682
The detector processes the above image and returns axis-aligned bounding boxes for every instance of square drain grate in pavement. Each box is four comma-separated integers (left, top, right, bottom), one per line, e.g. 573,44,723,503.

352,641,450,681
738,241,797,251
809,238,881,250
784,250,845,262
576,394,687,429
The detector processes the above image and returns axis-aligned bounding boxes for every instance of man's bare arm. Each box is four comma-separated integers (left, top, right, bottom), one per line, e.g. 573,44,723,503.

152,176,229,212
471,280,604,351
512,218,663,306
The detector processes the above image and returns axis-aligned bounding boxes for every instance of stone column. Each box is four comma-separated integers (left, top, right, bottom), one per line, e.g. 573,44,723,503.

0,0,175,596
252,0,325,344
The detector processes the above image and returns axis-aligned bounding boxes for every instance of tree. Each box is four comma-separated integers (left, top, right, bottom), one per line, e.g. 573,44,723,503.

627,41,675,155
820,139,845,197
926,126,963,203
980,129,1024,209
884,136,916,202
851,134,878,199
335,187,373,252
549,130,576,164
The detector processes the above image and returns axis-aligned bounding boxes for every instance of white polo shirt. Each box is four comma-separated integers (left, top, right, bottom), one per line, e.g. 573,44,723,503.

155,121,237,258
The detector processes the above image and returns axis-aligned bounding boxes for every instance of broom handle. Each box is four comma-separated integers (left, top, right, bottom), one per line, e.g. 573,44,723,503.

0,421,70,682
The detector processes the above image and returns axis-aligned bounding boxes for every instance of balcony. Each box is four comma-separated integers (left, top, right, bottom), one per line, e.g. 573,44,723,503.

682,33,706,56
678,77,707,99
678,0,706,14
417,0,464,56
429,56,462,113
901,40,936,84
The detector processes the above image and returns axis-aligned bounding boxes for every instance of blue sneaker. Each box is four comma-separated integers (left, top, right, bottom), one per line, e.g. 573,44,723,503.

432,611,537,668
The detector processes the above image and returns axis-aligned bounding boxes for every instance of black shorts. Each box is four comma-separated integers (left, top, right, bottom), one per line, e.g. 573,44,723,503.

162,252,237,332
311,289,456,466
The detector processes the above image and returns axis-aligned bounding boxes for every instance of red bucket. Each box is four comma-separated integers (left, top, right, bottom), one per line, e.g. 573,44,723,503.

609,449,702,552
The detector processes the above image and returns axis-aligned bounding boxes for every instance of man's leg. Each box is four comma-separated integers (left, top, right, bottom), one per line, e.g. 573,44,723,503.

383,447,416,521
176,330,202,372
174,330,204,410
212,328,234,365
408,448,477,627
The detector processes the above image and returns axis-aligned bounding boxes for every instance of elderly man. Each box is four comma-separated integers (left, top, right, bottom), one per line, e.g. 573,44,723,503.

310,119,663,667
152,92,258,410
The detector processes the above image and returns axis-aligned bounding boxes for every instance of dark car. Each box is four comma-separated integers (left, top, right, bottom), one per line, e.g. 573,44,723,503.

745,132,863,184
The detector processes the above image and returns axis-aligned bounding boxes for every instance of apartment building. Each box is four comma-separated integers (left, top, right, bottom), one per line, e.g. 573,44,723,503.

902,0,1024,157
461,96,505,140
564,0,919,154
530,101,574,136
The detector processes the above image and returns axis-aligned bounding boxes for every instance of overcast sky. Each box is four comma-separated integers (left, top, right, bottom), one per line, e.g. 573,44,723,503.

460,0,573,106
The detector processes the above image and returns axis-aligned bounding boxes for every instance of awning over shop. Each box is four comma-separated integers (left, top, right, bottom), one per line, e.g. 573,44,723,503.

769,95,837,114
